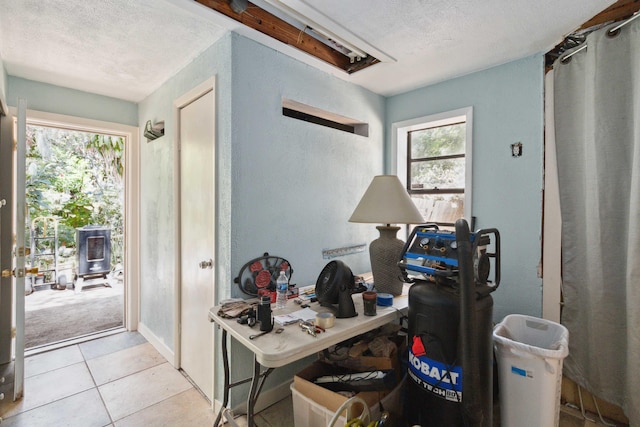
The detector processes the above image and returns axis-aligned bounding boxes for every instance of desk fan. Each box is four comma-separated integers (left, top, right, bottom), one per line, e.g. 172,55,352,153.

315,260,358,318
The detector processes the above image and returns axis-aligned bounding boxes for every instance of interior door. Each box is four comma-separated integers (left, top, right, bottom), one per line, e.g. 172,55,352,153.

0,98,27,412
0,106,15,413
179,84,215,401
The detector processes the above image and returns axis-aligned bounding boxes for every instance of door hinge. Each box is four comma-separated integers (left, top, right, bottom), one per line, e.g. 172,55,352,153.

2,267,37,278
13,247,30,257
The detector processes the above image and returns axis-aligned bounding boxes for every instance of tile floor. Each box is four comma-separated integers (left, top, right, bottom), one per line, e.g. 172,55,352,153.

0,329,621,427
0,331,293,427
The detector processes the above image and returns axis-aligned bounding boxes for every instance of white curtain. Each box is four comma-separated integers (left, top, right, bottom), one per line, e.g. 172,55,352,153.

553,17,640,426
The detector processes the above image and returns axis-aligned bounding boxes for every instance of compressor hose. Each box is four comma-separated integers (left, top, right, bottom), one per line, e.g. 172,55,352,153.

456,218,484,426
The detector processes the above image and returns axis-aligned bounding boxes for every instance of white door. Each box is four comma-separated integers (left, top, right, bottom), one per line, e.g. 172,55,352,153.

178,83,215,401
0,99,27,410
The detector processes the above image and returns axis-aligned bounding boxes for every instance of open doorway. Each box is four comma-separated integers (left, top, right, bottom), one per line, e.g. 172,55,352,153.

24,123,126,351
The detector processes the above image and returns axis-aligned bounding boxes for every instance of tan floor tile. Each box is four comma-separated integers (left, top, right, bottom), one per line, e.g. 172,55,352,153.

24,345,84,378
98,362,192,421
87,342,166,386
216,397,293,427
1,362,95,419
257,396,294,427
220,413,248,427
80,331,147,361
0,388,111,427
114,388,214,427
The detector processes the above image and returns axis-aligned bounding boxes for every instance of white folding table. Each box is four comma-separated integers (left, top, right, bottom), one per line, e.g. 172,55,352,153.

208,283,410,426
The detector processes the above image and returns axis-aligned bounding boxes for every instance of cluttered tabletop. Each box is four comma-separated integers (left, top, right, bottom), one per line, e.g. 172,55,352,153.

208,278,410,368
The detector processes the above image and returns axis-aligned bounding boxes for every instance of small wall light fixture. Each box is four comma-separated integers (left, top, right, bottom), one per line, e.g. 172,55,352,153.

144,120,165,141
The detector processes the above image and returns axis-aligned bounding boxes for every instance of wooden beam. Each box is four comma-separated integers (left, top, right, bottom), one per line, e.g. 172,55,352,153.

545,0,640,69
195,0,378,74
580,0,640,30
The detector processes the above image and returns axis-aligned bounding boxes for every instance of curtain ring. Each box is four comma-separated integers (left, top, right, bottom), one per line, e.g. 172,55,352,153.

607,27,621,38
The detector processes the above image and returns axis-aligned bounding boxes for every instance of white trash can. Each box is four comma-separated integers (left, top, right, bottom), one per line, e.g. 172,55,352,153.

493,314,569,427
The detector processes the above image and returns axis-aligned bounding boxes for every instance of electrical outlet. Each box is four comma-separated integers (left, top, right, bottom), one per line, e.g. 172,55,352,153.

511,142,523,157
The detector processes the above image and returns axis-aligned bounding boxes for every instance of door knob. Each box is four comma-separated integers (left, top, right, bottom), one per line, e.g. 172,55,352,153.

199,259,213,269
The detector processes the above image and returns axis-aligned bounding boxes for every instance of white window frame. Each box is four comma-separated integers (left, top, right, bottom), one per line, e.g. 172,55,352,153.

392,107,473,226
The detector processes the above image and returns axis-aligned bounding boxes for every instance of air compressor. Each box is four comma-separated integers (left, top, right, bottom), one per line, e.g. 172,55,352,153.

397,219,500,426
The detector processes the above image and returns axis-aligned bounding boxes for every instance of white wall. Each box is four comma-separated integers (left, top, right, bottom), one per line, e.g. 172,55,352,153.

386,54,545,321
0,55,7,111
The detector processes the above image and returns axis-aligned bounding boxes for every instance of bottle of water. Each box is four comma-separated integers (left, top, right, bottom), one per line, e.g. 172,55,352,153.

276,270,288,309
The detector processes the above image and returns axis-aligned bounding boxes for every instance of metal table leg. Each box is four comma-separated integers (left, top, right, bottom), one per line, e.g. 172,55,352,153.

247,357,274,426
214,328,230,427
213,328,274,427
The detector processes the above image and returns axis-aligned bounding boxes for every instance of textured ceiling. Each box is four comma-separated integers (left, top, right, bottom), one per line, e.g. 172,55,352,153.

299,0,617,96
0,0,617,102
0,0,228,102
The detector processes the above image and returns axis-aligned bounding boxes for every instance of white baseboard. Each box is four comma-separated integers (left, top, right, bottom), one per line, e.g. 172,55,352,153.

137,321,176,367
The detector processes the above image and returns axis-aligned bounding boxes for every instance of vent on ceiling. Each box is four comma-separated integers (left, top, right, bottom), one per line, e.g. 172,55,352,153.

282,99,369,137
196,0,394,74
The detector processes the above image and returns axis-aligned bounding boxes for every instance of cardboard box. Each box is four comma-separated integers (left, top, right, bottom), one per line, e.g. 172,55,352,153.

317,335,404,383
293,361,391,416
292,364,407,427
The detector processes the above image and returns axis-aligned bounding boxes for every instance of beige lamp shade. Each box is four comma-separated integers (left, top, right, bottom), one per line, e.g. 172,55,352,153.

349,175,424,225
349,175,424,295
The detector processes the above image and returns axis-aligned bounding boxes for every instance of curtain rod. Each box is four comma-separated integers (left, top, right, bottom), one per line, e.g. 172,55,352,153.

560,11,640,63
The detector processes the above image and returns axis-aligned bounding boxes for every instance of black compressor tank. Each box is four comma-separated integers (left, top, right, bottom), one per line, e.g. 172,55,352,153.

398,220,501,426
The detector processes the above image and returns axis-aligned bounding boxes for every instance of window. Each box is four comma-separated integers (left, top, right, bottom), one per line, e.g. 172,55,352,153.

394,108,472,228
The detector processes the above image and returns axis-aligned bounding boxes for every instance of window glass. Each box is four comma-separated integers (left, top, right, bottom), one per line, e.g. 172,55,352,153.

410,158,465,189
410,123,465,158
408,121,466,226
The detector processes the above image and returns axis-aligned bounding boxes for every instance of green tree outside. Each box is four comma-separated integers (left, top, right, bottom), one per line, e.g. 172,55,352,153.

409,123,466,224
26,125,124,270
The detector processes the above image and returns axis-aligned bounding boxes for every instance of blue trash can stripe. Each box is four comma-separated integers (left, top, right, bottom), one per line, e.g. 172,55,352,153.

511,366,527,377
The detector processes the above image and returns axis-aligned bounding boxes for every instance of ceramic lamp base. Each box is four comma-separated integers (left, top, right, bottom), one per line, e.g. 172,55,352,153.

369,226,405,295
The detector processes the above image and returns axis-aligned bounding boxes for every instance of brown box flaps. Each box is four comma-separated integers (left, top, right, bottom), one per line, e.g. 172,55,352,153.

293,361,390,415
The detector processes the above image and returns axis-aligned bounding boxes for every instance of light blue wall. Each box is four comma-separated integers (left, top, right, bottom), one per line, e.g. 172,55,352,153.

137,31,386,404
386,54,545,321
6,76,137,126
229,33,384,291
226,33,386,401
136,33,234,354
3,28,545,403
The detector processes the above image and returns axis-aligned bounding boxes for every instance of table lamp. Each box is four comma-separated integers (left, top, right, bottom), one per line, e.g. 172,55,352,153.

349,175,424,295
